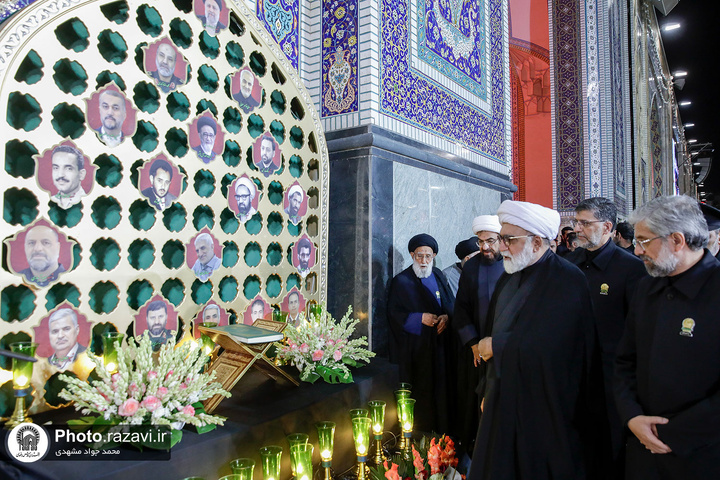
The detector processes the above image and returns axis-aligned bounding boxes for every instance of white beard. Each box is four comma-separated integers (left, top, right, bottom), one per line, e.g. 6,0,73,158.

578,228,604,250
502,240,535,274
412,261,432,279
640,241,679,277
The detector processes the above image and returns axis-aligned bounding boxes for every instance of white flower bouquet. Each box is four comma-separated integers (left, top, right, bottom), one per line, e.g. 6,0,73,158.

276,305,375,383
59,332,230,448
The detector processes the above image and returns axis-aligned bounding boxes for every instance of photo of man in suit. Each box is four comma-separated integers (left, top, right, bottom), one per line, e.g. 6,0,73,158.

47,308,86,370
191,232,221,282
254,133,279,177
294,237,313,278
50,145,87,209
95,89,127,147
19,224,66,287
148,41,183,93
232,68,260,113
141,158,177,211
195,0,226,36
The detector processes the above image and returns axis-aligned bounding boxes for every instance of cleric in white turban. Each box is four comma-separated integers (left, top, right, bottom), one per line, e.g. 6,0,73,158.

472,214,502,235
467,198,607,480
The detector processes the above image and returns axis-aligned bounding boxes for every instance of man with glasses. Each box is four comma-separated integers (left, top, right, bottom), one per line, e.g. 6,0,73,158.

468,200,608,480
193,116,218,163
451,215,504,456
387,233,454,434
566,197,646,479
615,195,720,480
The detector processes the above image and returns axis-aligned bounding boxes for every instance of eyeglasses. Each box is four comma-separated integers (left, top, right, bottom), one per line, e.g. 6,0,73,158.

569,219,605,228
201,132,216,139
632,235,666,251
413,253,435,261
499,234,535,246
476,237,499,248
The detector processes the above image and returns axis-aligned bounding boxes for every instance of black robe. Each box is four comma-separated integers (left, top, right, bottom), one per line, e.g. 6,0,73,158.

615,251,720,480
387,266,454,434
451,255,504,452
469,250,609,480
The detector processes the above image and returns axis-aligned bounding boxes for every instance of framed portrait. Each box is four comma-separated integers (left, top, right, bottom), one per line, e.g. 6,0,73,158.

32,303,91,371
34,140,96,210
137,154,184,211
5,218,76,288
84,83,138,148
283,181,308,226
133,295,179,346
242,295,270,325
193,0,229,36
230,66,262,114
142,38,188,94
281,288,306,327
193,301,230,339
229,174,260,223
185,228,222,282
252,132,281,178
188,112,225,164
291,234,316,278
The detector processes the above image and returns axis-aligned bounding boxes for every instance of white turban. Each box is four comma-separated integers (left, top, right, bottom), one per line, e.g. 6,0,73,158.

288,184,304,199
472,215,501,234
497,200,560,240
235,176,256,197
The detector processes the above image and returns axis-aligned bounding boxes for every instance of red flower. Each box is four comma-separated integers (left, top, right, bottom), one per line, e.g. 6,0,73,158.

384,462,401,480
412,444,426,476
427,439,442,475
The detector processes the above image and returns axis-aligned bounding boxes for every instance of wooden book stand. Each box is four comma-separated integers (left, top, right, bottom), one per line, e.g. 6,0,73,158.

198,319,299,413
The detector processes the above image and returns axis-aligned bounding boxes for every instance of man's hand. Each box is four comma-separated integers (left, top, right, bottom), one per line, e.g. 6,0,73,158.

471,343,482,366
628,415,672,454
477,336,493,360
421,313,438,327
436,314,449,334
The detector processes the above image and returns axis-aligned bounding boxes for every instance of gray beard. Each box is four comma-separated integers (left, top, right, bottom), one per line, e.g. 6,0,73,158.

412,261,432,279
640,242,679,277
502,241,535,274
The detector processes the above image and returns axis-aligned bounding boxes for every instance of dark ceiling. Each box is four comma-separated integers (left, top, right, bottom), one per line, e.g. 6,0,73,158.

660,1,720,204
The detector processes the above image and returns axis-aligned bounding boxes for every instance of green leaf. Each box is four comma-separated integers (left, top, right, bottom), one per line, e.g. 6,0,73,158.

316,365,353,384
169,429,183,448
193,423,217,434
342,357,362,367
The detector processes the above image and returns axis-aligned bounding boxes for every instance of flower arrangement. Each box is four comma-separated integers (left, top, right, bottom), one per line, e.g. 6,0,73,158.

276,305,375,383
370,435,462,480
58,333,231,448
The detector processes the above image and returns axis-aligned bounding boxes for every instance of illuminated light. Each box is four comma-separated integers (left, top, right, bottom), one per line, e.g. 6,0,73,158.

105,362,116,372
15,375,28,388
662,23,681,31
373,424,382,434
673,71,688,77
679,101,691,106
203,345,212,355
321,449,331,461
688,139,698,143
357,444,366,455
685,123,695,127
301,476,309,480
297,465,304,474
403,421,412,430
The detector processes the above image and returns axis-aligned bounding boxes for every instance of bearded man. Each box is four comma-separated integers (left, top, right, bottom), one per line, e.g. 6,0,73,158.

387,233,454,434
468,200,609,480
451,215,504,454
615,195,720,480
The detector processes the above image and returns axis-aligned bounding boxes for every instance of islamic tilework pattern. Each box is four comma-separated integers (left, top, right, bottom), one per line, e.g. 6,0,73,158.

650,98,663,197
510,69,525,200
609,2,627,207
321,0,359,116
584,0,600,196
417,0,486,98
0,0,38,23
257,0,299,70
552,0,584,212
380,0,506,163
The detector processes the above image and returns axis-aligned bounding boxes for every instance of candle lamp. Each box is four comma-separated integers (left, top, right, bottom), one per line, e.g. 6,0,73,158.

316,421,335,480
196,322,217,356
399,383,412,391
230,458,255,480
352,416,372,480
307,303,323,322
394,390,411,450
398,398,416,459
287,433,309,477
367,400,386,465
272,310,288,323
349,408,369,420
290,443,313,480
259,445,282,480
102,332,124,374
5,342,38,429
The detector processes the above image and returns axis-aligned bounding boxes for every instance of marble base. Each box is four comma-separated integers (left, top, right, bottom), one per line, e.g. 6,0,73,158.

326,125,515,357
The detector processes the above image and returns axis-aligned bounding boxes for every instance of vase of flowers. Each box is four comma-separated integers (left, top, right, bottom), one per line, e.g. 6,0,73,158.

369,435,463,480
58,332,231,448
276,305,375,383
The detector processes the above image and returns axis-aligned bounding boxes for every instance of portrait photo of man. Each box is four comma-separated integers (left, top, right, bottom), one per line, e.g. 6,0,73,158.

193,302,229,339
202,303,221,324
188,232,221,282
194,0,227,36
190,115,223,163
232,175,258,223
243,296,268,324
138,299,174,346
95,89,127,147
145,39,185,93
253,133,280,178
46,308,87,370
140,156,179,211
232,67,261,114
13,223,70,287
49,145,88,209
284,183,306,225
282,289,305,328
293,236,315,278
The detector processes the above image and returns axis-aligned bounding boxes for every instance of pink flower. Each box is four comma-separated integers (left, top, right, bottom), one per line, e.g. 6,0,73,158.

141,396,161,412
157,386,169,398
183,405,195,416
327,339,335,347
179,383,188,390
428,440,442,475
165,370,174,380
146,371,158,381
412,445,425,473
333,350,343,361
96,388,110,402
111,373,120,384
299,343,309,353
128,382,140,397
118,398,140,416
384,462,400,480
312,350,324,361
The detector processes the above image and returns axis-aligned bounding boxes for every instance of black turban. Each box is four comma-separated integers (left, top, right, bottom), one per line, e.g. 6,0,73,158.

455,237,479,260
700,202,720,231
408,233,438,254
197,116,217,134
